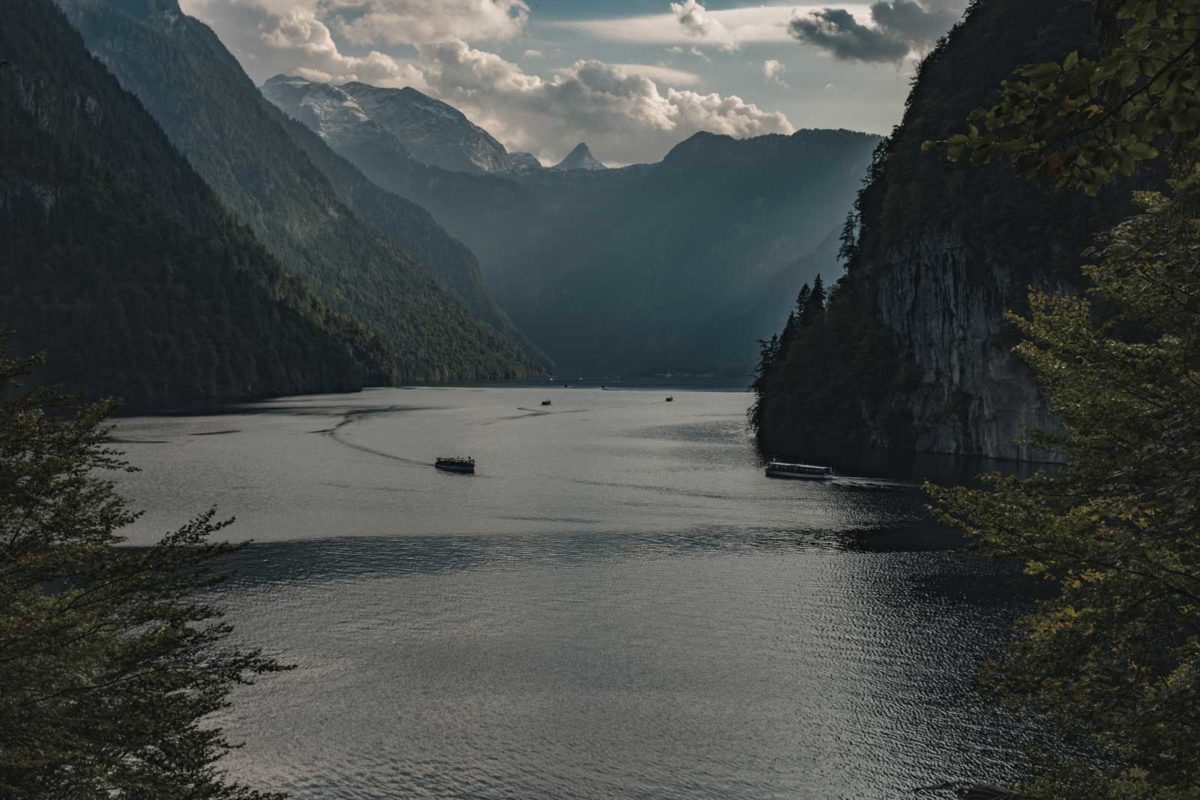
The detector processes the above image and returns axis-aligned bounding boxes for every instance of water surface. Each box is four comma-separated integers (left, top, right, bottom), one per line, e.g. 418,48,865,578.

115,387,1038,799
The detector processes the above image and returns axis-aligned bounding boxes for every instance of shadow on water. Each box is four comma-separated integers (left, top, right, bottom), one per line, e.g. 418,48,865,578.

214,520,1019,592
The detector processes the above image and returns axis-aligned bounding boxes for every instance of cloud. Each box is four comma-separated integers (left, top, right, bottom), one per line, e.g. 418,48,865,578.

872,0,962,42
417,40,793,164
255,7,428,86
669,45,713,63
610,64,703,87
181,0,795,164
670,0,735,50
789,1,965,63
762,59,788,86
184,0,528,50
548,6,835,47
789,8,909,62
331,0,528,47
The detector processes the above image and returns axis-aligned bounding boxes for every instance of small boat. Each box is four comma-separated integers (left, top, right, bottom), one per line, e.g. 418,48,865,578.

665,396,674,402
765,460,833,480
435,457,475,475
541,400,552,406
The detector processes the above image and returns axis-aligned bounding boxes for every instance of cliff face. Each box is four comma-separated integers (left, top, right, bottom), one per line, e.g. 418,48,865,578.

870,231,1065,460
754,0,1132,462
856,0,1112,461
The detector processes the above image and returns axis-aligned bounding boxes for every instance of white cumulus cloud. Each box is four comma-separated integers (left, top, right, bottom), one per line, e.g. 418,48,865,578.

181,0,796,164
418,40,793,163
255,7,427,86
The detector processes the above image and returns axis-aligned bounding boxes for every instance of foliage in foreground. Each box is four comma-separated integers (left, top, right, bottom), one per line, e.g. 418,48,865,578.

943,0,1200,193
0,350,285,799
928,4,1200,796
931,181,1200,798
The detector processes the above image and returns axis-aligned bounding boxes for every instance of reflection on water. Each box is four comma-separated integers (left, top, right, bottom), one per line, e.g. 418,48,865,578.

114,387,1046,799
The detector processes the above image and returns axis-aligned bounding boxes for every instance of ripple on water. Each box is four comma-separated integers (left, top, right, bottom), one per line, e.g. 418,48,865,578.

115,388,1048,799
210,530,1043,800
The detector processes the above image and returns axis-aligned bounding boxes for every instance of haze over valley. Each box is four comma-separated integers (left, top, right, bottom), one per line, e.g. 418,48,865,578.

6,2,1195,800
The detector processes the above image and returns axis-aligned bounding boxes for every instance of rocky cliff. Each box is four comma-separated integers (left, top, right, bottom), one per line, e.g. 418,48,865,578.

754,0,1131,462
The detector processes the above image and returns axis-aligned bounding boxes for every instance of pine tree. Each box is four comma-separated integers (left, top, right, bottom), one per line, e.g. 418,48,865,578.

837,211,859,264
798,274,826,329
748,333,781,435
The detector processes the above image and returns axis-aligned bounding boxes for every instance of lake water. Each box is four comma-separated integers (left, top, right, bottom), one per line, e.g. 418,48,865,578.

114,386,1040,799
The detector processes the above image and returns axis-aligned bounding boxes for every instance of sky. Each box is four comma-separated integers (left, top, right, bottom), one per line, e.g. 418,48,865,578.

180,0,970,166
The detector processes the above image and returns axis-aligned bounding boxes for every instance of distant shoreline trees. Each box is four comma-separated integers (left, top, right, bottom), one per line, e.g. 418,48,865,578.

749,268,915,461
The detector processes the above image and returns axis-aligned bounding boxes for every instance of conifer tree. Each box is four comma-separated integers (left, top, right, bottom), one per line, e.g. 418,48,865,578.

798,274,826,329
928,2,1200,797
0,347,287,800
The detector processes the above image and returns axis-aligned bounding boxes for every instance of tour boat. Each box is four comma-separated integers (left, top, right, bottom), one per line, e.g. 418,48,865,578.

541,400,552,406
435,457,475,475
764,460,833,480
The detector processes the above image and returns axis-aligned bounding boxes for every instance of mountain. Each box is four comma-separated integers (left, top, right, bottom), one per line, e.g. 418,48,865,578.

263,76,539,176
495,130,880,377
0,0,393,409
56,0,549,382
256,86,531,343
259,76,542,267
260,75,879,377
338,81,539,175
752,0,1133,462
553,143,607,172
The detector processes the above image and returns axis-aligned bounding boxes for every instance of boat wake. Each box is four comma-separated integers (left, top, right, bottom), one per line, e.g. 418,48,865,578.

315,406,431,467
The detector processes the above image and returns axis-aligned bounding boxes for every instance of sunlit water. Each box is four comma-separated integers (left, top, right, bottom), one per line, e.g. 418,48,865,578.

114,387,1041,799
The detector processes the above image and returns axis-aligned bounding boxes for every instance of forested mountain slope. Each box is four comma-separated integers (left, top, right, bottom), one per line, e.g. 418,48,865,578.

753,0,1131,462
493,130,879,376
56,0,548,382
259,76,544,305
269,110,538,352
261,72,881,379
0,0,393,409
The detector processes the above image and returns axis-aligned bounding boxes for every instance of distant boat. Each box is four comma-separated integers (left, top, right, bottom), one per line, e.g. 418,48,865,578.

435,457,475,475
665,396,674,402
765,460,833,480
541,399,552,406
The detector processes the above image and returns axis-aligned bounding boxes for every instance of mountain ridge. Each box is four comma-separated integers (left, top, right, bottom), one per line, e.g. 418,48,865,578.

340,80,535,175
1,0,394,409
260,72,881,377
57,0,550,382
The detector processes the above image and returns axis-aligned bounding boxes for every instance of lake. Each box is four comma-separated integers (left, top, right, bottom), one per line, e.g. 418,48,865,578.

114,386,1041,799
